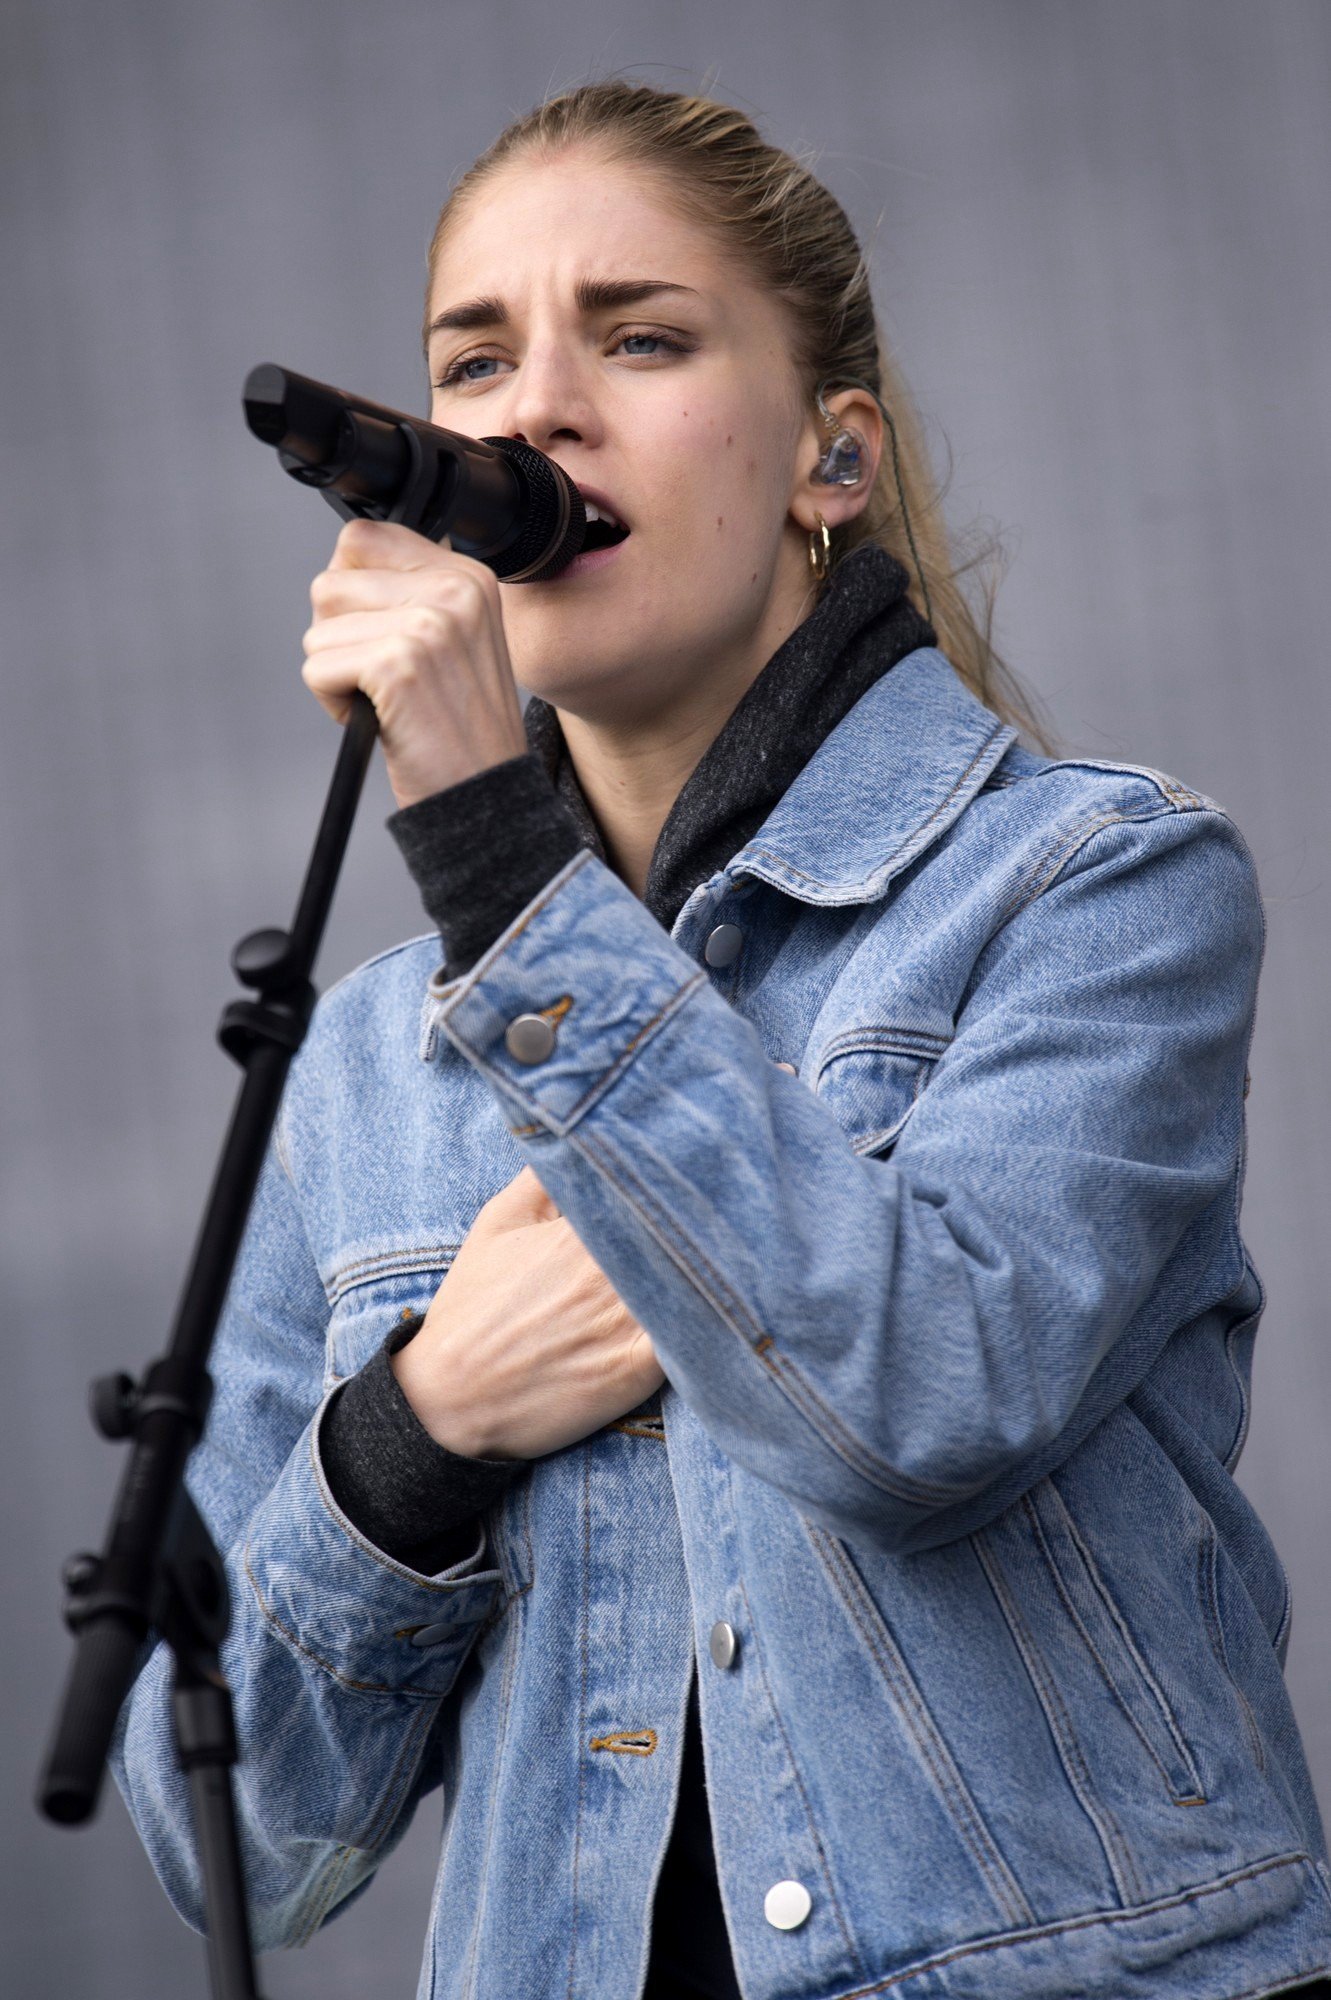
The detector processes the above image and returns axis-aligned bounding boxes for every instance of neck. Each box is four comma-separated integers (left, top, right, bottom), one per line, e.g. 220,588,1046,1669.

557,704,721,899
552,548,818,897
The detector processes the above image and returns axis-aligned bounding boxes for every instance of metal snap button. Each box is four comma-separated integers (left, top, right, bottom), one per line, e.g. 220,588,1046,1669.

773,1061,797,1075
708,1620,738,1669
764,1879,812,1930
504,1014,556,1064
407,1620,454,1649
703,923,743,968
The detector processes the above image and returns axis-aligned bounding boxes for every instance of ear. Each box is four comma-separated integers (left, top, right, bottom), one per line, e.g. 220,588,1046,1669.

788,386,884,535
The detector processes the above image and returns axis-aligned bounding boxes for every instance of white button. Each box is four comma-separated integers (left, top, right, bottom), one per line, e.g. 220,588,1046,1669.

764,1879,812,1930
773,1061,797,1075
709,1620,738,1669
704,923,743,968
504,1014,556,1064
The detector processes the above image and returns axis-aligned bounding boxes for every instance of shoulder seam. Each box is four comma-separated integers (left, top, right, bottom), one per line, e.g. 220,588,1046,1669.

998,798,1225,931
1012,753,1218,817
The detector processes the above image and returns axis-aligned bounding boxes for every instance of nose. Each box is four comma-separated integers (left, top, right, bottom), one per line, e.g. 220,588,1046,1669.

503,341,603,456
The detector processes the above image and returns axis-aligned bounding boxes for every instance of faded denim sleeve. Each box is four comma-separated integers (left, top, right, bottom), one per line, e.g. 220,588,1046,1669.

433,796,1263,1556
107,1132,502,1949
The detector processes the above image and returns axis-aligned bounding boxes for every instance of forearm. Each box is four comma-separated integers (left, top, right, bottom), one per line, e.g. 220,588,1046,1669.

427,809,1261,1553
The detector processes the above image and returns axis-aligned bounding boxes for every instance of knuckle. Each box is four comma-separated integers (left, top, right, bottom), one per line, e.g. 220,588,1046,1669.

402,633,435,677
382,640,419,688
338,516,380,558
430,564,493,614
406,603,447,645
422,572,466,614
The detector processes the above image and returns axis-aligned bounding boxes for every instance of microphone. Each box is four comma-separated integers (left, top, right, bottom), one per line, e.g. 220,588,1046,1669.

242,363,586,582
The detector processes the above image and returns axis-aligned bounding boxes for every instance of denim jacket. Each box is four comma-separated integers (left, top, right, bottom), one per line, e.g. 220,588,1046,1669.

112,642,1331,1999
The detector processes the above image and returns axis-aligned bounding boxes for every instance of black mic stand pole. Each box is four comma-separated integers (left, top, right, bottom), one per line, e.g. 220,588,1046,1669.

37,686,381,2000
36,361,584,1999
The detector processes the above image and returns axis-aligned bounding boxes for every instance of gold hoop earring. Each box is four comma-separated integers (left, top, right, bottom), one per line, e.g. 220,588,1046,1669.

808,512,831,581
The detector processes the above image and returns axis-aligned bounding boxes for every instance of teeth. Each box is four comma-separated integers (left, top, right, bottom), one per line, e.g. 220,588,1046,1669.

583,500,622,529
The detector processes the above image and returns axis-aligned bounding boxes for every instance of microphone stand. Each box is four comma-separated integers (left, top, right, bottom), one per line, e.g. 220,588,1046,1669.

36,363,584,1998
37,689,380,2000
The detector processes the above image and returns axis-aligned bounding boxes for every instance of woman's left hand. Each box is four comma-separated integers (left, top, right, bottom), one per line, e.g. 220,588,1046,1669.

301,518,528,810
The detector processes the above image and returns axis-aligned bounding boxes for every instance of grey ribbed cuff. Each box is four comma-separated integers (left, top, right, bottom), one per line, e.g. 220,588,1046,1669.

387,752,587,978
319,1313,522,1575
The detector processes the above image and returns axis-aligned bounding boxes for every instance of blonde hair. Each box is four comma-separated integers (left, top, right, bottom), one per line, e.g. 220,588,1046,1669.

425,79,1052,749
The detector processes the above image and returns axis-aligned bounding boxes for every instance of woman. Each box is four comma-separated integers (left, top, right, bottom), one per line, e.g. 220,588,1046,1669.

113,81,1331,1999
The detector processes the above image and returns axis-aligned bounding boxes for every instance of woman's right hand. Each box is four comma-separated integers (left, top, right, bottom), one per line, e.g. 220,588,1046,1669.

391,1166,666,1461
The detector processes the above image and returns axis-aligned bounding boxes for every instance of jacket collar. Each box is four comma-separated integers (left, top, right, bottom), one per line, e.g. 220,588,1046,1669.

725,646,1016,905
524,542,1016,916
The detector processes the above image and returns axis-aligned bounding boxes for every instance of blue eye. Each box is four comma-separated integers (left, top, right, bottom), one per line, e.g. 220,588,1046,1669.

437,355,500,385
618,331,692,360
433,328,691,391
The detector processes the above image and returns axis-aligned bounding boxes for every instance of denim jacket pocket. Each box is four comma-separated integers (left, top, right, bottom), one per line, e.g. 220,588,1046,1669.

811,1026,949,1156
322,1252,456,1392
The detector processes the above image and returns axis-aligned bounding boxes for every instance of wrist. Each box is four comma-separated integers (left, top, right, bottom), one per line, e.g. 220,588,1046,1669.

388,731,528,813
388,1342,515,1462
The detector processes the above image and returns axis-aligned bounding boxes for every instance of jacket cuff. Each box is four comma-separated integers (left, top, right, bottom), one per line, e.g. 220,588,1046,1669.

387,753,587,978
319,1313,522,1575
431,849,705,1135
242,1399,504,1695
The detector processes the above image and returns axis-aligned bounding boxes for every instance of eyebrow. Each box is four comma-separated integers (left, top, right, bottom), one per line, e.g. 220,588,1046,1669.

423,278,701,350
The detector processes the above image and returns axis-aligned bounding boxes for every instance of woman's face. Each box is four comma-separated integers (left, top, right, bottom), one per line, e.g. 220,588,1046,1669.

425,148,818,725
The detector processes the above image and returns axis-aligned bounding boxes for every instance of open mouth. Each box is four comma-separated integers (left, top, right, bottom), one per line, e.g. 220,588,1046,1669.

580,501,630,552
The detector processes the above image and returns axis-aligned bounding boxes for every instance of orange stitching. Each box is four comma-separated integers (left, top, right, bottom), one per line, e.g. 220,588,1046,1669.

327,1243,458,1305
609,1419,666,1440
558,972,705,1125
539,994,574,1027
578,1128,766,1347
589,1729,658,1756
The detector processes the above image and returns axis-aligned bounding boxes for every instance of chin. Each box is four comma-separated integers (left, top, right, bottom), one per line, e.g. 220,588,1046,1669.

506,604,662,713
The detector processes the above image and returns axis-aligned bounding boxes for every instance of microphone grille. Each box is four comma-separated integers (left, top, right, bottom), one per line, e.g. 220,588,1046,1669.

481,438,586,581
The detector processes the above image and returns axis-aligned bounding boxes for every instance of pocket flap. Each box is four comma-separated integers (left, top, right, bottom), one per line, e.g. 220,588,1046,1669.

324,1255,455,1387
811,1028,948,1156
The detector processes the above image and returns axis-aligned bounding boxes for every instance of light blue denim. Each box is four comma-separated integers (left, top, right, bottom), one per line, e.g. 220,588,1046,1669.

112,645,1331,1998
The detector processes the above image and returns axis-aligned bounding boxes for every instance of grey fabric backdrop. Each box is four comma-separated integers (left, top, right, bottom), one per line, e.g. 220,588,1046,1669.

4,3,1328,1994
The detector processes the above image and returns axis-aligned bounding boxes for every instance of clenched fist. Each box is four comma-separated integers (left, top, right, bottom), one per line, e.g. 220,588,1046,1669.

391,1166,665,1461
301,517,528,809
